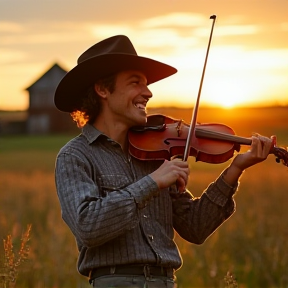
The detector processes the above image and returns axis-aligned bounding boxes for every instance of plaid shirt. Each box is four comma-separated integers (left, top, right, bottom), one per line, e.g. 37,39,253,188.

55,124,237,277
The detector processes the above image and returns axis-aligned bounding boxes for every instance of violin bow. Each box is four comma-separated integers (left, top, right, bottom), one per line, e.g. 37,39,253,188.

183,15,217,161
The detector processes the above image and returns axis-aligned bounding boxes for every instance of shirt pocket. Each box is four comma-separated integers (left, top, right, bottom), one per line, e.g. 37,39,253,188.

97,174,131,196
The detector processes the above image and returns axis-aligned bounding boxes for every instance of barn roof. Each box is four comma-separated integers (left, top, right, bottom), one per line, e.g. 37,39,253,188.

25,63,68,91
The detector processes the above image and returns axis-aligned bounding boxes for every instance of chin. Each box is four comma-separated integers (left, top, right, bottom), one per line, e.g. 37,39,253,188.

133,113,147,126
137,117,147,126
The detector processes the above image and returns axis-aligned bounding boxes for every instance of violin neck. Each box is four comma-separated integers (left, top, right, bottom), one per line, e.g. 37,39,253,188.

195,127,252,145
195,125,288,167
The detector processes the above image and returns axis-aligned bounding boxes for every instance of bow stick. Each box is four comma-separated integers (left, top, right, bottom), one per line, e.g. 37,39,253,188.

183,15,217,161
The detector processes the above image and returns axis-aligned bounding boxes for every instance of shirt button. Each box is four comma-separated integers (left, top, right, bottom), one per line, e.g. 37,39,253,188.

107,139,118,146
143,215,147,218
148,234,154,241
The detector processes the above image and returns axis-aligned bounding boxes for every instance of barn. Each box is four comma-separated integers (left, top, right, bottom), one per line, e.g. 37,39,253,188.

25,63,77,134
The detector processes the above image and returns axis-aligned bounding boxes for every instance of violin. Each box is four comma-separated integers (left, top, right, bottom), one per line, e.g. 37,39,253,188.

128,114,288,167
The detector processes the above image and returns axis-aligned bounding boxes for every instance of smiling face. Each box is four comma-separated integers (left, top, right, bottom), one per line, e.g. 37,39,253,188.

98,70,153,129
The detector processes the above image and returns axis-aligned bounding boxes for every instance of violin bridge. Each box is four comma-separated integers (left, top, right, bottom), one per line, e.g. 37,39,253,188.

176,119,183,137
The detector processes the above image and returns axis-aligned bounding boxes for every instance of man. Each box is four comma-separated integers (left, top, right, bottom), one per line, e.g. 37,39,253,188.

54,35,272,288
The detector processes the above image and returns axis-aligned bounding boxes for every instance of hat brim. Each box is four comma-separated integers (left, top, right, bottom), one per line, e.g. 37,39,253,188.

54,54,177,112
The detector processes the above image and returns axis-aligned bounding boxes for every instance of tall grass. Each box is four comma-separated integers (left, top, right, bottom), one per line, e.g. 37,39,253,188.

176,158,288,288
1,107,288,287
1,134,89,288
0,170,89,288
1,224,31,287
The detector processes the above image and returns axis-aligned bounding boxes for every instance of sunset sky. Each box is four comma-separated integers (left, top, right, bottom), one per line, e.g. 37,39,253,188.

1,0,288,110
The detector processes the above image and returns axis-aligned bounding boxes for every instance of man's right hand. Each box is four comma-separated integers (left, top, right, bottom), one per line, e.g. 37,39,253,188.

149,158,189,192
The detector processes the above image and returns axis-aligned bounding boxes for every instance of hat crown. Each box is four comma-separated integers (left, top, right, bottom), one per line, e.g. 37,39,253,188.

78,35,138,64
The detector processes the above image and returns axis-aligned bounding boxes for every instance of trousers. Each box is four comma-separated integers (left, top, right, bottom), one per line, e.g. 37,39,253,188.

90,275,177,288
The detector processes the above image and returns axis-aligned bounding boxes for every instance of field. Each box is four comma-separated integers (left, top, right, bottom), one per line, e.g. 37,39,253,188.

1,106,288,288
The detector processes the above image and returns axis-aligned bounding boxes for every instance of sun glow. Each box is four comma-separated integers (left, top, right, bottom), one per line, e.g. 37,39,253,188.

149,45,288,110
202,47,288,108
202,75,260,108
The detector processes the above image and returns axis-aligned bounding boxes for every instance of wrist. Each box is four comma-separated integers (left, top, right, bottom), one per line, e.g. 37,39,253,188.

222,163,244,186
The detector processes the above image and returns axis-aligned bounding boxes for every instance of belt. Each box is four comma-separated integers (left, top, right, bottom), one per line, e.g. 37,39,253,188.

89,265,174,280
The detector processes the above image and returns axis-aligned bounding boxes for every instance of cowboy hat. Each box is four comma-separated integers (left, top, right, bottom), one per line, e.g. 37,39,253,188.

54,35,177,112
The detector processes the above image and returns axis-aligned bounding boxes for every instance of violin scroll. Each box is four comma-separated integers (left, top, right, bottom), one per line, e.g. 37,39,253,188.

273,146,288,167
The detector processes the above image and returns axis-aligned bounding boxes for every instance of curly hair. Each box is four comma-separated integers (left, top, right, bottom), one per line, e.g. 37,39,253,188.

70,73,116,128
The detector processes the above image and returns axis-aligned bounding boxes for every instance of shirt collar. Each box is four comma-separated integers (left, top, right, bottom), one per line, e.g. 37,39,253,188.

82,123,103,144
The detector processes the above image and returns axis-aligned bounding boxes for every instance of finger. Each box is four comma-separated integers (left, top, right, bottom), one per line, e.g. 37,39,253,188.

271,135,277,142
170,157,188,165
248,134,259,152
249,136,264,160
250,135,259,152
170,154,183,160
179,170,189,184
255,136,264,158
251,136,271,161
176,177,186,192
258,135,273,156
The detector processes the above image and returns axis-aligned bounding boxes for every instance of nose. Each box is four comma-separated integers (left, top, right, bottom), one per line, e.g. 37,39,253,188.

142,85,153,99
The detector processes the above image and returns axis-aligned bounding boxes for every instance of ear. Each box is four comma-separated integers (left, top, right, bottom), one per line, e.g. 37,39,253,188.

94,83,108,99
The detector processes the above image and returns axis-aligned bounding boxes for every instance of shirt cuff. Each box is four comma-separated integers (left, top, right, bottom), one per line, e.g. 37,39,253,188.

205,173,239,207
125,175,159,208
